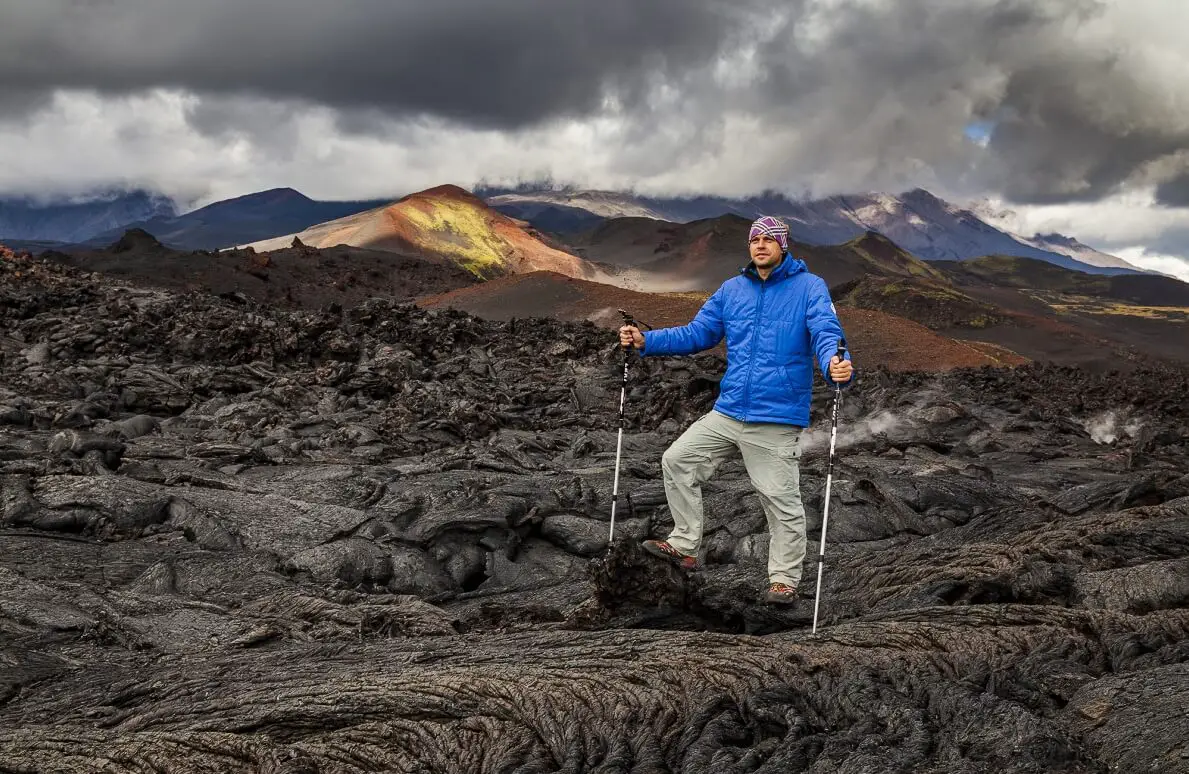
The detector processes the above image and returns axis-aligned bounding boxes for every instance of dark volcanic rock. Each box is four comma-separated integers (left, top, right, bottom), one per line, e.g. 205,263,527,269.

0,254,1187,772
39,233,479,311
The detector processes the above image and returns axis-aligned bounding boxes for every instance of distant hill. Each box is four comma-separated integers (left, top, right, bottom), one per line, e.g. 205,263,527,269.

566,213,947,290
482,186,1145,276
486,190,669,220
832,276,1006,331
246,185,615,282
83,188,393,251
489,200,605,236
0,190,176,243
1022,232,1140,272
939,255,1189,307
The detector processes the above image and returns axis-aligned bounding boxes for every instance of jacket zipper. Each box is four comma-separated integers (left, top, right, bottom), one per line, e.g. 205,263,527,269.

743,276,766,421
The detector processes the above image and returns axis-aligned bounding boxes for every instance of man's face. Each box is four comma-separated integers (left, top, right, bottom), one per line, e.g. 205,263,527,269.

749,234,784,269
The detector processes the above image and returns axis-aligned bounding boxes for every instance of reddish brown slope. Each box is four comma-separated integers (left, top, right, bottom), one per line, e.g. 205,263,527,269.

418,271,1024,371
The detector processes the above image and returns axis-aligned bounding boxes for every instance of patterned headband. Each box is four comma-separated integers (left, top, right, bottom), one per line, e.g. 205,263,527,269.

748,216,789,252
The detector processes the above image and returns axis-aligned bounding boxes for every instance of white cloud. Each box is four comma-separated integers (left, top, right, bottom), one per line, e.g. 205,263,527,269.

972,189,1189,275
0,90,637,208
1111,248,1189,283
976,190,1185,243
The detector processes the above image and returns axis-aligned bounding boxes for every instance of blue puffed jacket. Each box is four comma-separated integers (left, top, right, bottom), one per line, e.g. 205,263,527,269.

640,254,852,427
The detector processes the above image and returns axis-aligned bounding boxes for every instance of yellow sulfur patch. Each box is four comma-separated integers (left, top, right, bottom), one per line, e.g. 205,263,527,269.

398,199,512,278
1040,293,1189,321
1050,303,1189,321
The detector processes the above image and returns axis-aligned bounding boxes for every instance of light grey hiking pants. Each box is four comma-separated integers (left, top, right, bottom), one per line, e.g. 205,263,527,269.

661,410,806,586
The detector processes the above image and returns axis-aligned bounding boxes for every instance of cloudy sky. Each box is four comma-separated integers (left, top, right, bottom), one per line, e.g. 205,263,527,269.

2,0,1188,278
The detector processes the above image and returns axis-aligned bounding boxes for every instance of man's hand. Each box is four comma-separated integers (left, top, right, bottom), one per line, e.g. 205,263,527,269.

619,325,645,349
829,355,853,383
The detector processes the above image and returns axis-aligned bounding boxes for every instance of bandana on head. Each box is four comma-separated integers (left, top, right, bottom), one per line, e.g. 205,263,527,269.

748,216,789,253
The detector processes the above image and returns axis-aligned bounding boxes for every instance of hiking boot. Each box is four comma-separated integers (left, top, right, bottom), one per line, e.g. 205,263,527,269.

641,539,699,570
765,582,798,605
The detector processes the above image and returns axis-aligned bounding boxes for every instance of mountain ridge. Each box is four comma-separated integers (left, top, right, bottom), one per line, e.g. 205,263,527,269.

485,186,1145,276
2,183,1160,278
0,189,177,243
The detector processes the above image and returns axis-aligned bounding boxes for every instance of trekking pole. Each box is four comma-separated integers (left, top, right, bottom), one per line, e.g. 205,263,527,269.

812,338,847,634
608,309,652,546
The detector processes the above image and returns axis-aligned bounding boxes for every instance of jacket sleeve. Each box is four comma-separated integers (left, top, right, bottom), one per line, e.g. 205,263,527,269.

806,277,854,386
640,288,725,356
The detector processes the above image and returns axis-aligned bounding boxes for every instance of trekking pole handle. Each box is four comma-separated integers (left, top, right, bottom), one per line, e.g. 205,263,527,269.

619,309,653,331
830,338,847,385
619,309,652,352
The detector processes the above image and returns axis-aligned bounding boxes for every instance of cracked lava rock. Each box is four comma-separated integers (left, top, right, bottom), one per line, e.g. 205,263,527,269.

1,255,1188,772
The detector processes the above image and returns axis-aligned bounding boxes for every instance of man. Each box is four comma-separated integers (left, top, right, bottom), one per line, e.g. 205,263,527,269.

619,215,854,605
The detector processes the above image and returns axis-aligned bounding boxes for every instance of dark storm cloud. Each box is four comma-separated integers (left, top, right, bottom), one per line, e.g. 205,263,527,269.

731,0,1189,204
1149,225,1189,257
0,0,762,129
1,0,1188,211
1155,173,1189,208
0,87,52,117
983,57,1189,204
